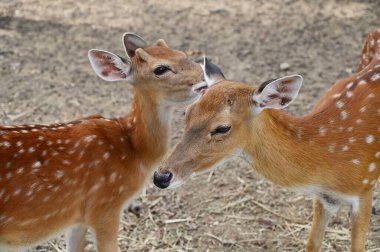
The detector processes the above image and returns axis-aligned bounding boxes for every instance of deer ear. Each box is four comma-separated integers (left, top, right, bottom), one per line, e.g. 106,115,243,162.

192,57,225,94
123,33,148,58
135,48,152,62
155,39,168,48
252,75,303,113
88,49,132,82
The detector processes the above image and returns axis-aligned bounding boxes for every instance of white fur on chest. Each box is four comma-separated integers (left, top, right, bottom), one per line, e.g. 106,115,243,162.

293,185,360,213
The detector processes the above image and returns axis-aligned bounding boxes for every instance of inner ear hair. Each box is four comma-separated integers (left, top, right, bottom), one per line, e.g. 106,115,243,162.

256,78,278,94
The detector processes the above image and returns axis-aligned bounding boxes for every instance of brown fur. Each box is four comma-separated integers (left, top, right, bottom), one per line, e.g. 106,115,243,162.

0,39,203,251
160,26,380,252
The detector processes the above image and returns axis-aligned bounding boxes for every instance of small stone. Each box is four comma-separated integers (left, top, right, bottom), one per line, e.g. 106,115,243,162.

345,68,353,74
209,8,229,15
11,62,21,70
280,62,291,71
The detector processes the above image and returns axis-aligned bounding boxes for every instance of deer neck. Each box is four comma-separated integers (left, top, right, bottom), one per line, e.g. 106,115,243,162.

244,109,328,188
121,87,172,167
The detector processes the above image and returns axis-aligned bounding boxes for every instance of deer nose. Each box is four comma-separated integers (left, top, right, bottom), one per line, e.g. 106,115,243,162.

153,171,173,189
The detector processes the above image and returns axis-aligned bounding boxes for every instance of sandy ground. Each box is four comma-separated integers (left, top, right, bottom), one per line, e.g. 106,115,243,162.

1,0,380,251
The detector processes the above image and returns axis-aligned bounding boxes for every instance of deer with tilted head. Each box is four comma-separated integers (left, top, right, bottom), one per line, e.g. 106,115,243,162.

154,26,380,252
0,33,203,252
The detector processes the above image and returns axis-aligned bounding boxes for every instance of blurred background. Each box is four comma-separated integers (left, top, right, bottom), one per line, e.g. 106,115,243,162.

1,0,380,251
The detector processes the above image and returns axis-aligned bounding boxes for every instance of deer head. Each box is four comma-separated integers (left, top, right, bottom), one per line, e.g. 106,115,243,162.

154,57,302,188
88,33,204,104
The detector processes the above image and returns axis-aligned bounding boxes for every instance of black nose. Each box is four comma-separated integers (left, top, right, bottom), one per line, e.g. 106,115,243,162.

153,171,173,189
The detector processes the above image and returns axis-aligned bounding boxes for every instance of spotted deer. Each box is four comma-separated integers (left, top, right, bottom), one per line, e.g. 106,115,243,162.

154,26,380,252
0,33,203,252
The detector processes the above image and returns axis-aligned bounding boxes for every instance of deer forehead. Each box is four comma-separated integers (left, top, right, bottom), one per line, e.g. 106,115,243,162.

143,46,186,61
198,83,254,110
185,84,253,127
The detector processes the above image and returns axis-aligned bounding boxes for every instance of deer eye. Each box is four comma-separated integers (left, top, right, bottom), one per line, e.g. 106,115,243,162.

154,65,170,75
211,125,231,136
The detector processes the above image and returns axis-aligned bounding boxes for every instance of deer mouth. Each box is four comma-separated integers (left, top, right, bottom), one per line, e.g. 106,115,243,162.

192,81,208,93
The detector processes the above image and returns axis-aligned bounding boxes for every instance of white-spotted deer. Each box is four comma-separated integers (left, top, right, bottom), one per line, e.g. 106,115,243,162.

0,33,203,251
154,26,380,251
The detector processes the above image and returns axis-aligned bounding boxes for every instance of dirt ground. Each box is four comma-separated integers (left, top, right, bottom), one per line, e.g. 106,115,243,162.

1,0,380,251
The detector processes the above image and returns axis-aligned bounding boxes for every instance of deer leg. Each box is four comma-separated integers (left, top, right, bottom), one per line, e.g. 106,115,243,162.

66,224,87,252
351,191,372,252
306,197,338,252
93,213,121,252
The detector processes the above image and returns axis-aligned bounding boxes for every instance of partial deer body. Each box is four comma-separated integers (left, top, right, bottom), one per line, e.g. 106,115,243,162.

155,26,380,252
0,33,203,251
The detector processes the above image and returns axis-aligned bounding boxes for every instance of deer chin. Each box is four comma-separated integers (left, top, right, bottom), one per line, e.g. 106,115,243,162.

166,179,185,189
161,83,205,106
192,81,208,93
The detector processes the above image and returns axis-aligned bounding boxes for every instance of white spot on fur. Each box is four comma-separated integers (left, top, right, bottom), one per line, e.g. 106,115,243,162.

366,135,375,144
55,170,64,179
109,172,117,183
14,188,21,196
363,179,369,185
371,73,380,81
6,172,12,180
340,111,348,120
332,93,341,99
347,127,353,132
358,80,367,85
32,161,42,168
336,101,344,109
376,152,380,158
342,145,349,151
346,91,353,98
349,137,356,143
367,93,375,99
62,160,71,165
103,152,110,160
351,159,360,165
319,126,326,136
327,144,335,153
26,190,33,197
356,119,363,124
346,82,354,89
360,106,366,113
1,141,11,148
119,185,124,193
368,163,376,172
84,135,97,143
